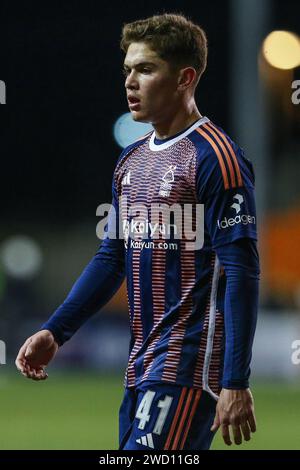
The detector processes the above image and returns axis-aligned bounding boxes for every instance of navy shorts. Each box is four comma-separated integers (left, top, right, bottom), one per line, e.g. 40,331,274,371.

119,381,217,450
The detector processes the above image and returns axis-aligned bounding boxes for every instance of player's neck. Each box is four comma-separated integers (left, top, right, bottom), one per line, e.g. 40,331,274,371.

152,104,202,140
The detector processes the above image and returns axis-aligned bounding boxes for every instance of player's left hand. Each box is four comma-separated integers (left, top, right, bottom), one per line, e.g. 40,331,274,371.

211,388,256,446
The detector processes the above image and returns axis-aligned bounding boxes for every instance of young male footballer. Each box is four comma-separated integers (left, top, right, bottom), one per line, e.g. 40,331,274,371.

16,13,259,450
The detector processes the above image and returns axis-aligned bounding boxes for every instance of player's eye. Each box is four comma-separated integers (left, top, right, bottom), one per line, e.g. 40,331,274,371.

123,68,130,77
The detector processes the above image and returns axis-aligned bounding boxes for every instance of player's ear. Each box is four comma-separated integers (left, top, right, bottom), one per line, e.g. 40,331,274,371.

177,67,197,91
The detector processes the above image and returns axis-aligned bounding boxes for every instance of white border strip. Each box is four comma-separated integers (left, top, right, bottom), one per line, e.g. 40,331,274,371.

202,255,221,401
149,117,210,151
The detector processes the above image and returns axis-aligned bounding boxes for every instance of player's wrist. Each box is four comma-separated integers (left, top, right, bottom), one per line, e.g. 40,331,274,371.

39,327,62,347
221,379,249,390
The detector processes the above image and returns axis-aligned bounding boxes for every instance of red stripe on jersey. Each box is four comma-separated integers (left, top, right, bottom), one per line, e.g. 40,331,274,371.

142,244,166,380
126,249,143,385
193,253,215,388
202,123,237,188
171,389,195,450
195,127,230,190
164,387,188,450
207,122,243,187
179,389,202,450
161,247,196,382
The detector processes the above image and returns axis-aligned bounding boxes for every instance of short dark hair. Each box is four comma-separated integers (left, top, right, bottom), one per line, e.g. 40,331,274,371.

120,13,208,79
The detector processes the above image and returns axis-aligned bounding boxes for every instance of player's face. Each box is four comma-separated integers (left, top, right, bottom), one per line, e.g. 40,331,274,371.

124,42,181,124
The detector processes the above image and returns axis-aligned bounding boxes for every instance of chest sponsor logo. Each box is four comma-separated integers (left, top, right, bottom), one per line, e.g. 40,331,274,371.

96,198,205,250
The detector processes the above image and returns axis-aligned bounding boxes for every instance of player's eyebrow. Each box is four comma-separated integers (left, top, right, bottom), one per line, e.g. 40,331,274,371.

123,61,156,70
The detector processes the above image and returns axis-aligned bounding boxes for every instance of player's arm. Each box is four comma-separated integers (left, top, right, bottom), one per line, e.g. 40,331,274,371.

196,142,259,445
16,177,125,379
211,238,259,445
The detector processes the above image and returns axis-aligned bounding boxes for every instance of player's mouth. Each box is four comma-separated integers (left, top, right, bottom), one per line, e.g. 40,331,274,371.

128,95,141,111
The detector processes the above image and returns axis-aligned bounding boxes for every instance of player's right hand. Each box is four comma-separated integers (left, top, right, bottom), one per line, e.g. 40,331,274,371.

15,330,59,381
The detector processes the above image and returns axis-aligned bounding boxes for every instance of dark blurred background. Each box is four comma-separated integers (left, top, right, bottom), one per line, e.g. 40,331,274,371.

0,0,300,450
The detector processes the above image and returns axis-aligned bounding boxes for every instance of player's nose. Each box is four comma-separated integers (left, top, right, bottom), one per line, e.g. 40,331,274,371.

125,71,139,90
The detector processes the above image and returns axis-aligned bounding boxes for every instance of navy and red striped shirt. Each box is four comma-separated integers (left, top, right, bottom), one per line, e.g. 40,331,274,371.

42,117,259,398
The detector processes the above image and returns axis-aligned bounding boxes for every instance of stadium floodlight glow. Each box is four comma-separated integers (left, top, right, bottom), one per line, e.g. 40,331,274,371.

113,112,153,148
0,235,42,280
262,31,300,70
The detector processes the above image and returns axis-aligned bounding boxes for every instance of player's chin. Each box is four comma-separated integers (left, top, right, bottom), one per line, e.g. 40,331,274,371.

130,110,150,123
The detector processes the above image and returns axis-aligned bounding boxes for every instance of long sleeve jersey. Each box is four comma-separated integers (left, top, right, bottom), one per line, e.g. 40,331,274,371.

42,117,260,399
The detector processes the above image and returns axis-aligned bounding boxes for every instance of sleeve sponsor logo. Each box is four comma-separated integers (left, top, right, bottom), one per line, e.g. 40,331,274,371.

217,193,256,230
